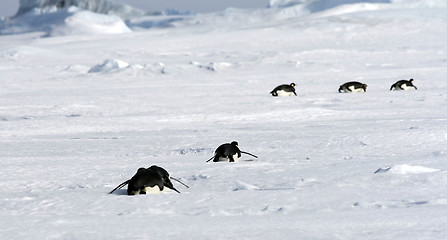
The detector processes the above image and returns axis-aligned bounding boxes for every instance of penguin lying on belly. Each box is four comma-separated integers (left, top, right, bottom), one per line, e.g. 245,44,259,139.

110,165,189,195
338,81,367,93
206,141,258,162
270,83,297,96
390,79,417,90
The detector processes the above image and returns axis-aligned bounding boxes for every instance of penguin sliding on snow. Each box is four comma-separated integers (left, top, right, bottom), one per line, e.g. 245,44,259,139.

206,141,258,162
390,79,417,90
270,83,297,96
109,165,189,195
338,81,367,93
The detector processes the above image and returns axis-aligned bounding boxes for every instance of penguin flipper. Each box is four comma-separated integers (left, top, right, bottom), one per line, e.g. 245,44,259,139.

110,180,130,194
240,151,258,158
206,156,215,162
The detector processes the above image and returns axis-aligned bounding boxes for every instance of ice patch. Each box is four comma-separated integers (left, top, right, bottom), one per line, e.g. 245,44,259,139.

189,61,232,72
353,199,429,209
234,180,261,191
88,59,130,73
173,148,209,155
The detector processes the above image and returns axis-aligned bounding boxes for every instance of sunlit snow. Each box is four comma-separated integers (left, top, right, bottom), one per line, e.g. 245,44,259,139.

1,0,447,239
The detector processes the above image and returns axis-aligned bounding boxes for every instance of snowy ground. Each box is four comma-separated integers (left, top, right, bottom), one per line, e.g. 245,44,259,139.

1,1,447,239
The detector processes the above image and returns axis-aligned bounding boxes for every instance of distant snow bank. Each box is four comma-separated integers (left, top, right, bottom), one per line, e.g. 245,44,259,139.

17,0,146,19
48,7,132,37
0,6,131,36
2,0,446,37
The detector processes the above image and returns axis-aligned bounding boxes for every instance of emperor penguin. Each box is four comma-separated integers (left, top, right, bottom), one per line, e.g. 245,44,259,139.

390,79,417,90
110,165,189,195
270,83,297,96
338,81,367,93
206,141,258,162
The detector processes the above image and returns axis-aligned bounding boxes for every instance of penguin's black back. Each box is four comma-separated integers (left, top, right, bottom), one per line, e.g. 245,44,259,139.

341,81,364,88
339,81,367,92
390,79,416,90
270,83,296,96
127,168,164,195
215,142,240,157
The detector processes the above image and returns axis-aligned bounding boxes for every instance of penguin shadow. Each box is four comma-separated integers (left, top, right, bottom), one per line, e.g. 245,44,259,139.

110,189,128,196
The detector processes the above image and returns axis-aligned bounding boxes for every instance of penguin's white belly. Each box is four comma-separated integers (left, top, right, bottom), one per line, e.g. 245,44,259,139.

218,154,241,162
143,185,163,194
276,90,295,96
400,84,416,90
348,86,365,92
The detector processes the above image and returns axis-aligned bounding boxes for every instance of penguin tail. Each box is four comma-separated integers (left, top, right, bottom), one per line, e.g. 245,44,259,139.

390,85,394,91
240,151,258,158
109,180,130,194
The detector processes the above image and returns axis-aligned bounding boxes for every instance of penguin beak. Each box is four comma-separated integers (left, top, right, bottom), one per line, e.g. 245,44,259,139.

164,178,181,194
166,184,181,194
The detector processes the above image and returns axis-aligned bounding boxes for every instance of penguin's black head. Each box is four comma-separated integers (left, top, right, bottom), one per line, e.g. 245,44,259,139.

290,83,296,87
409,79,414,83
231,141,239,147
363,84,367,89
148,165,180,193
162,177,180,193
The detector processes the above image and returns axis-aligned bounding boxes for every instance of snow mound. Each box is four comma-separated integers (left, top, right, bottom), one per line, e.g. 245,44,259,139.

1,6,131,36
88,59,130,73
375,164,440,174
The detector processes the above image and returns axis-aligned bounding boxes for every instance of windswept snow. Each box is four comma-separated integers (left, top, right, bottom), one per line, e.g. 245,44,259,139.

1,0,447,239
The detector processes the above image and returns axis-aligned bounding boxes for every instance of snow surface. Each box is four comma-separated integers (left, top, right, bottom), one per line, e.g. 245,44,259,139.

1,0,447,239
